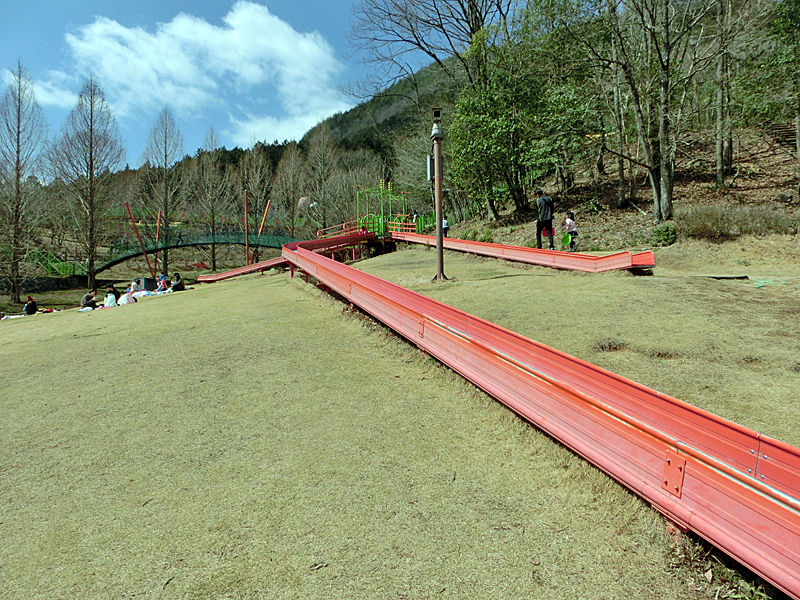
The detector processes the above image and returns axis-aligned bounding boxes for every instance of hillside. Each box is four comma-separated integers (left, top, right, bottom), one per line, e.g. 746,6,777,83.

303,60,464,160
451,128,799,252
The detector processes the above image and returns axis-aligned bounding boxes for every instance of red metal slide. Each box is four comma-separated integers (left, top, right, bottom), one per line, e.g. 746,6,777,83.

390,231,655,272
196,256,288,283
283,236,800,600
197,233,375,283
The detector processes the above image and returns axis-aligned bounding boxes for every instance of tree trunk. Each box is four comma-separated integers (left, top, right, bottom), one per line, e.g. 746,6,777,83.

88,222,96,291
211,211,217,272
597,115,606,177
715,0,726,188
11,218,21,303
162,186,170,278
11,172,22,303
657,0,674,221
482,171,500,220
88,174,97,290
723,0,734,170
796,44,800,197
486,196,500,220
611,34,626,209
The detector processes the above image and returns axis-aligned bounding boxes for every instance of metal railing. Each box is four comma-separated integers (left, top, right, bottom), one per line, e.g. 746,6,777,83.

95,231,297,273
25,249,87,276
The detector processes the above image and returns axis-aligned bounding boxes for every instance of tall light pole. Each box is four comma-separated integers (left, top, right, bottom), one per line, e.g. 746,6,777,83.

431,108,447,281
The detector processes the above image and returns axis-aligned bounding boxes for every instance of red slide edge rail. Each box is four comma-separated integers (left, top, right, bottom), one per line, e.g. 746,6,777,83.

391,231,656,272
197,233,375,283
196,257,289,283
283,239,800,599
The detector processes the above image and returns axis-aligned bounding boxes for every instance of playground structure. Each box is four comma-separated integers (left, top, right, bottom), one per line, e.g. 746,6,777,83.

196,232,378,283
316,181,435,239
201,230,800,600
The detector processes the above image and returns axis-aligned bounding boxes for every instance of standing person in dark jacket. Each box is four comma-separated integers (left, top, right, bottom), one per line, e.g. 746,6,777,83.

535,188,554,250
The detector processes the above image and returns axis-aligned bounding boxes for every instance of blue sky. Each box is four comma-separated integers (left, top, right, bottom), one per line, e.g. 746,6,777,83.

1,0,362,166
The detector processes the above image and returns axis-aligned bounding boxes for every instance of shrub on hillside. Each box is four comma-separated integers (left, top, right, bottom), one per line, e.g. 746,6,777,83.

477,229,494,243
649,223,678,246
676,205,791,241
459,228,493,243
582,197,607,214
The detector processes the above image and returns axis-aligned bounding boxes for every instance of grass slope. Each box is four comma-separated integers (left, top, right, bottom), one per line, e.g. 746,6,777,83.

3,270,718,599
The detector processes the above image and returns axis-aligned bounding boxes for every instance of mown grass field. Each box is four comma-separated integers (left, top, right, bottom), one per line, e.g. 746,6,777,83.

2,237,797,599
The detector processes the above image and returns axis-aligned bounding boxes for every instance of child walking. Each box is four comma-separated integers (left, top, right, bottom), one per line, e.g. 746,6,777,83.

564,211,578,252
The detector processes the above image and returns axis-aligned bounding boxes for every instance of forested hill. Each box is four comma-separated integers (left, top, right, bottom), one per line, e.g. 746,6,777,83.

301,61,464,162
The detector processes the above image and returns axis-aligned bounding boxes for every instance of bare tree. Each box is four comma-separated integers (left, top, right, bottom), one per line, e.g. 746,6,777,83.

349,0,517,94
609,32,628,208
239,147,273,261
186,127,234,271
332,148,387,222
579,0,720,221
142,107,184,277
0,61,48,303
271,142,305,237
49,76,125,289
305,125,339,231
715,0,730,188
392,121,439,215
768,0,800,196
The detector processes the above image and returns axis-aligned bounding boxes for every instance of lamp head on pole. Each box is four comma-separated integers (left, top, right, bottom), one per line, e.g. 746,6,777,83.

431,107,443,141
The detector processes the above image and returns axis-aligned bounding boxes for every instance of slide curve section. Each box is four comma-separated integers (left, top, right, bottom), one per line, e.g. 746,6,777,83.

390,231,655,272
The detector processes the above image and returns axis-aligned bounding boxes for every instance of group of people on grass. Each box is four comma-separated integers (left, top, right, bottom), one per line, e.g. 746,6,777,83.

79,273,185,311
3,273,188,319
1,296,41,320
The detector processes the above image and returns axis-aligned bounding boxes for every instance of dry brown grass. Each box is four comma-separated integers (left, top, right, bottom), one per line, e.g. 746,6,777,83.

2,238,795,598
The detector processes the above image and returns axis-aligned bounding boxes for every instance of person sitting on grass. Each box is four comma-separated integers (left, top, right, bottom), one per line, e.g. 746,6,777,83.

23,296,38,315
118,286,137,305
170,273,185,292
81,289,99,310
103,284,120,307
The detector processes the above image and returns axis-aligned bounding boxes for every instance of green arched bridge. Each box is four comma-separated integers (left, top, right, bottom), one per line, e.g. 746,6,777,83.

97,232,298,272
27,232,298,276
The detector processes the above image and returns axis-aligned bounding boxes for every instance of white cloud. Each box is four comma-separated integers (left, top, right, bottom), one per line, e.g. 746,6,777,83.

37,1,352,144
31,72,78,109
227,109,335,147
3,69,76,110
